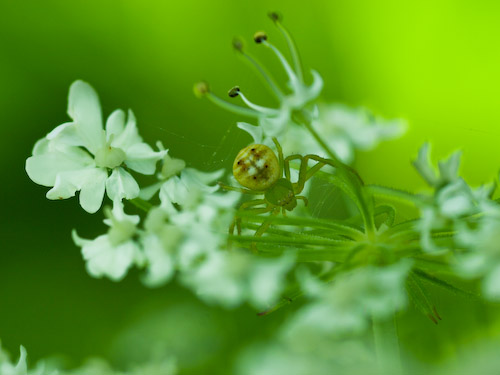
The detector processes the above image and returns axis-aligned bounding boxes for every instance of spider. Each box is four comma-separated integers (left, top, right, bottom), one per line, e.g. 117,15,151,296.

219,138,337,242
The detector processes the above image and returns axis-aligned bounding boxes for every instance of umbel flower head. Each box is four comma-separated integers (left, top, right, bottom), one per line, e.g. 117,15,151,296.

194,14,323,147
194,13,406,162
25,80,167,213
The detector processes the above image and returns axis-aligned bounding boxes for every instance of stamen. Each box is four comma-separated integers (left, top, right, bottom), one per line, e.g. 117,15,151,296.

260,39,299,90
253,31,268,44
228,86,279,116
193,81,210,98
268,12,304,83
193,81,259,118
228,86,240,98
233,37,283,99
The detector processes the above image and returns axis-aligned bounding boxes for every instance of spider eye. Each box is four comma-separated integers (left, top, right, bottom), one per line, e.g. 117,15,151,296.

232,144,280,191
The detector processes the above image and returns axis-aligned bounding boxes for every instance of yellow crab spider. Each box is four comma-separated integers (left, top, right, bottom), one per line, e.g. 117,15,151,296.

219,138,333,243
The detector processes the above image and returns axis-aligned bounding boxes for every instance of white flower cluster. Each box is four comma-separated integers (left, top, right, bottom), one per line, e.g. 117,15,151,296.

0,341,177,375
0,344,28,375
235,262,411,375
413,143,485,252
413,143,500,300
281,103,406,163
200,17,406,164
26,81,294,309
0,343,54,375
26,81,167,213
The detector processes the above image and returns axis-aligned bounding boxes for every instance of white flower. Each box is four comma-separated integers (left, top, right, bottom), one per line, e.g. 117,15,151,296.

182,250,294,309
413,143,461,188
72,201,142,281
140,207,183,287
26,80,166,213
198,29,323,152
274,103,406,162
0,345,27,375
412,144,482,252
455,195,500,300
158,168,224,211
283,262,411,339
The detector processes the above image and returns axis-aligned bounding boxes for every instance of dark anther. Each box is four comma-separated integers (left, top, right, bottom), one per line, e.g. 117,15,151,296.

253,31,268,44
232,37,244,51
193,81,210,98
268,12,282,22
228,86,240,98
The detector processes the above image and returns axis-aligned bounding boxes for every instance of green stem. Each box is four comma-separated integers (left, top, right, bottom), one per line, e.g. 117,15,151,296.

372,313,403,375
256,244,350,262
367,184,429,205
129,198,153,212
229,234,353,248
235,211,365,240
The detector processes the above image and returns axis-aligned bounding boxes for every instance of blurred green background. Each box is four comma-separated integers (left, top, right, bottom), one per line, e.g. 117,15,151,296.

1,0,500,373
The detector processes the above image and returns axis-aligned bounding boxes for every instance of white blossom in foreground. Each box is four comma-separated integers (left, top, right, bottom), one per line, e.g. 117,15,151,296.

73,201,143,281
284,262,411,340
455,195,500,300
182,250,294,309
0,344,27,375
26,80,166,213
0,343,53,375
235,262,411,375
412,143,482,252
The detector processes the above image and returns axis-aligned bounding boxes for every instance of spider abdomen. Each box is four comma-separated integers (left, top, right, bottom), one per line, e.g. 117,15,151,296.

233,144,280,191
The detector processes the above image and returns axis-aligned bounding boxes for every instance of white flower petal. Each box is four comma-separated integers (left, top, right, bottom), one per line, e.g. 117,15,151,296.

67,80,104,154
302,69,324,102
112,109,142,150
141,234,175,287
105,109,126,139
105,167,140,201
237,122,263,143
15,346,28,374
483,265,500,301
82,236,138,281
125,142,167,175
249,255,295,309
413,143,438,187
79,168,108,214
26,146,93,186
139,181,164,201
438,151,462,184
46,122,85,147
46,167,108,213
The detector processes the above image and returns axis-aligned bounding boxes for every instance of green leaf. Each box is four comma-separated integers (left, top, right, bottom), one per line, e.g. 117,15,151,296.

413,268,479,299
406,271,441,324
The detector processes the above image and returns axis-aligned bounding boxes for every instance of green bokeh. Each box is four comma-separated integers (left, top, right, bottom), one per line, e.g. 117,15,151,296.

1,0,499,372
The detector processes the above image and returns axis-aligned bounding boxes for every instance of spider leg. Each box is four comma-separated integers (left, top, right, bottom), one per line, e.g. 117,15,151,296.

302,154,363,185
250,207,281,252
283,154,302,182
294,155,330,194
296,195,309,206
272,138,285,177
218,182,263,195
230,199,268,235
